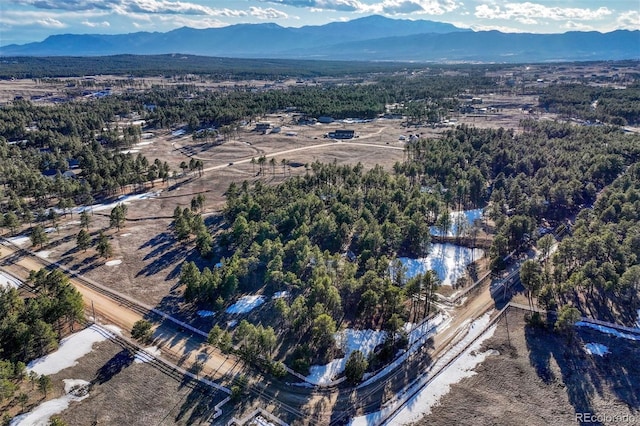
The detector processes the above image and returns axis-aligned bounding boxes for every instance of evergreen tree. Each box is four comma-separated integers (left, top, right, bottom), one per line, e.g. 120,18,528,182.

96,232,113,259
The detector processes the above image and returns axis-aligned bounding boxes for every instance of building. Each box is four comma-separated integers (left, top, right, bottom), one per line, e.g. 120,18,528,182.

255,122,272,132
328,130,355,139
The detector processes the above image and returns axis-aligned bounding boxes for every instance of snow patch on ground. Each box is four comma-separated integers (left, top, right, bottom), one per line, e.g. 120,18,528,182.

253,416,276,426
227,320,237,328
134,346,161,364
120,233,132,237
27,325,113,375
36,250,51,259
0,271,21,289
135,141,154,146
226,295,265,314
120,149,140,154
105,259,122,266
7,235,30,246
636,309,640,329
72,191,161,214
197,310,215,317
404,313,449,347
584,343,609,356
101,324,123,336
350,314,497,425
305,329,387,386
430,209,483,237
576,321,640,341
359,314,451,388
272,291,289,299
10,379,90,426
396,243,484,286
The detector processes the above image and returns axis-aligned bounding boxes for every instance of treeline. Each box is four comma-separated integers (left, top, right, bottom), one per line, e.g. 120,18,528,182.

0,55,426,79
0,269,84,363
537,163,640,321
0,97,171,226
0,56,514,81
131,74,496,128
539,83,640,125
0,269,83,421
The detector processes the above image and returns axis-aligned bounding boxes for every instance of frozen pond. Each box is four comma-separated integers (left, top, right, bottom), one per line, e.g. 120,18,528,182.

396,243,484,286
430,209,483,237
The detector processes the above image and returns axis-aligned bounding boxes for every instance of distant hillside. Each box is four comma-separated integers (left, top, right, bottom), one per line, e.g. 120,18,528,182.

1,15,638,62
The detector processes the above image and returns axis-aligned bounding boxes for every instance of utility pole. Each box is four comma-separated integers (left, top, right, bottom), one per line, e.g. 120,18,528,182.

504,308,511,347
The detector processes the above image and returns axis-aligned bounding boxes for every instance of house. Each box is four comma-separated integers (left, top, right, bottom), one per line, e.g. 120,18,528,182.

328,130,355,139
318,116,334,124
255,122,272,132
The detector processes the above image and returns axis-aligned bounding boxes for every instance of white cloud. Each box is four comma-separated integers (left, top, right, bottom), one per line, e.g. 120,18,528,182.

11,0,113,10
258,0,364,12
380,0,459,15
468,22,526,33
617,11,640,30
125,0,220,15
81,20,110,27
0,10,98,28
563,21,594,32
263,0,459,15
37,17,67,28
11,0,247,16
515,17,537,25
155,15,228,29
475,2,612,22
249,6,289,20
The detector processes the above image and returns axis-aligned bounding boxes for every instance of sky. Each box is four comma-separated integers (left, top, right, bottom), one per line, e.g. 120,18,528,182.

1,0,639,46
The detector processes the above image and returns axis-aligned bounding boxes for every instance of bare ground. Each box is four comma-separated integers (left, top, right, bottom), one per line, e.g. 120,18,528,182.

413,308,640,426
47,337,229,426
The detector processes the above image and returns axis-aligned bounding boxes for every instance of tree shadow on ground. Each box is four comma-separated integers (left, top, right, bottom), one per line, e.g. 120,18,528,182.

577,328,640,411
328,337,435,425
174,382,228,425
93,348,134,385
139,232,173,250
526,324,601,425
136,241,196,280
70,254,101,276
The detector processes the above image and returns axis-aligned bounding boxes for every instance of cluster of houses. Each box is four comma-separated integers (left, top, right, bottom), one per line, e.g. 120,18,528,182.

255,118,356,139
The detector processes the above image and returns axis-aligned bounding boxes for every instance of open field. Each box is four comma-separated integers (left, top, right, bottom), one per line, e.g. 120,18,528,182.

414,307,640,426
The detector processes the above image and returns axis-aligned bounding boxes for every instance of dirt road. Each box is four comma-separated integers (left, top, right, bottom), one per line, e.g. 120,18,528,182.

0,243,242,382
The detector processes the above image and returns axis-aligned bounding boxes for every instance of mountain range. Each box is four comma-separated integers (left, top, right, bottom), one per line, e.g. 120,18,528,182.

1,15,638,62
